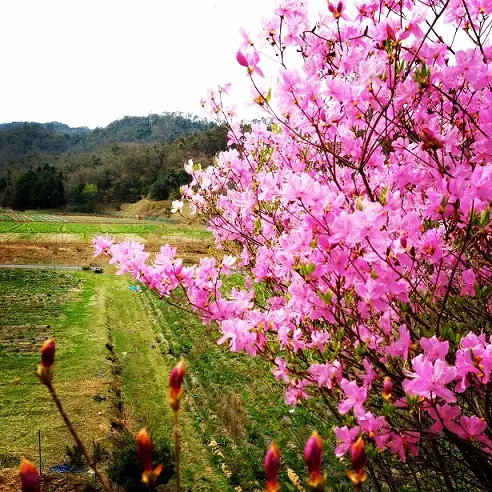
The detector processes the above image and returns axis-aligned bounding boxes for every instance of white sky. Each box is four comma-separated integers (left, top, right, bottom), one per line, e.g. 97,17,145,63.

0,0,283,128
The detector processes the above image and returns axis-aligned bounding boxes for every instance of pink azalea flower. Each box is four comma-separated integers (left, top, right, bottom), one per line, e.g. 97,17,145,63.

420,336,449,362
334,426,360,456
93,236,113,256
426,403,461,433
339,379,367,415
460,269,477,297
273,357,290,383
403,355,457,403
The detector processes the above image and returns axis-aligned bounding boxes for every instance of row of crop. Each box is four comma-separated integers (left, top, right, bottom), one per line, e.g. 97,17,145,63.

0,221,212,239
0,222,162,234
0,213,69,222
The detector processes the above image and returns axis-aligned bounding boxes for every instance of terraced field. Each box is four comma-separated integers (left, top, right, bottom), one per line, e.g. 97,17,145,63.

0,211,212,266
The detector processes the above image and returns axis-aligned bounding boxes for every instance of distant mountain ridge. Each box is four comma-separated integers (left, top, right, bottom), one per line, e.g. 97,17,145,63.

0,121,90,135
0,113,215,163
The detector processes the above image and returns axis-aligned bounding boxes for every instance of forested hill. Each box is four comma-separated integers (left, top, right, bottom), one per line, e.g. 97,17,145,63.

0,113,215,166
0,113,227,211
77,114,215,150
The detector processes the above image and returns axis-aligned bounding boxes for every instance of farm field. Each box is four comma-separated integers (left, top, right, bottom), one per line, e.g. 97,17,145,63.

0,210,212,266
0,267,345,491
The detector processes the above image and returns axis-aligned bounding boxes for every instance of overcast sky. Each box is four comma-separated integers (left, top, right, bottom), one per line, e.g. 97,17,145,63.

0,0,284,128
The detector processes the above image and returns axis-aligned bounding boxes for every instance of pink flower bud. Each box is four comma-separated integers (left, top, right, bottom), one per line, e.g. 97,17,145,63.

383,376,393,400
169,359,185,410
19,460,40,492
386,25,397,41
264,443,280,492
305,431,324,488
236,51,249,67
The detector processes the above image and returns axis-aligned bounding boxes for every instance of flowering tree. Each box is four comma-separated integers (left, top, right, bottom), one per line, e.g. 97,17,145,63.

95,0,492,489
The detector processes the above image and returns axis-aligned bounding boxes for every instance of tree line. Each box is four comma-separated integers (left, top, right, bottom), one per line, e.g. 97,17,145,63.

0,116,228,211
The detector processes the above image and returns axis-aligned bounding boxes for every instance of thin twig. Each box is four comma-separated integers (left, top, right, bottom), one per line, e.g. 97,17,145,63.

47,382,112,492
174,410,181,492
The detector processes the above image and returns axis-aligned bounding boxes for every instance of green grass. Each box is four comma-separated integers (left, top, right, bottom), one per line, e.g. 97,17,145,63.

0,221,210,237
0,269,112,468
105,277,230,491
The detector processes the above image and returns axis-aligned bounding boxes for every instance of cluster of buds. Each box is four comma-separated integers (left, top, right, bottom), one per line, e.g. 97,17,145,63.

136,428,163,487
19,459,40,492
346,436,367,487
169,359,185,411
420,127,444,151
265,431,326,491
35,338,55,385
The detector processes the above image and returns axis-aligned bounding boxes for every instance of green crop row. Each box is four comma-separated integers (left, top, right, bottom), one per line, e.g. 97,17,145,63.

0,221,210,238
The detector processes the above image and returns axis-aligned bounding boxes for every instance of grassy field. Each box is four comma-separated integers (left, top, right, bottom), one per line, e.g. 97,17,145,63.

0,267,347,491
0,211,213,266
0,269,112,471
0,220,210,238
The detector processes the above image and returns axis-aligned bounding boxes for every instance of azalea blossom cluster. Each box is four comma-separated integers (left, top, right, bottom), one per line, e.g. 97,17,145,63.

95,0,492,488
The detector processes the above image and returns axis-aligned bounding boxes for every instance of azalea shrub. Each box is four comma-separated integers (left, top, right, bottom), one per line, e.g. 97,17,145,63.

95,0,492,489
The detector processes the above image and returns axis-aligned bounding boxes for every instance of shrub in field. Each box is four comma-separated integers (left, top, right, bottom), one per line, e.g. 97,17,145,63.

107,430,174,491
93,0,492,490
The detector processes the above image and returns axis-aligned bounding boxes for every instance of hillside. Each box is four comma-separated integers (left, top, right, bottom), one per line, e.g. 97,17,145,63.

0,116,228,211
0,113,215,165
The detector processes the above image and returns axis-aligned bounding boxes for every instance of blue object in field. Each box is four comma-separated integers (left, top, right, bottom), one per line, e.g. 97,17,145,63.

48,462,85,473
129,285,141,292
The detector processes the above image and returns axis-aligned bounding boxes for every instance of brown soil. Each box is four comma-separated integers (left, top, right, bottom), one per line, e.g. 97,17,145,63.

0,468,103,491
0,239,212,267
0,324,51,353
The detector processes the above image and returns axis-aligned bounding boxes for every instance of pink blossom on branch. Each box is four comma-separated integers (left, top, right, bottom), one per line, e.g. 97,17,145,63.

95,0,492,486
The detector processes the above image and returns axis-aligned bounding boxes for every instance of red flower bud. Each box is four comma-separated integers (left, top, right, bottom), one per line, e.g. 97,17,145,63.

264,443,280,492
36,339,56,384
136,428,154,472
386,25,397,41
41,339,55,368
304,431,324,489
351,436,366,472
346,436,368,486
383,376,393,400
136,428,163,487
19,460,40,492
420,128,444,150
169,359,185,411
236,51,249,67
400,234,408,249
328,1,343,18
